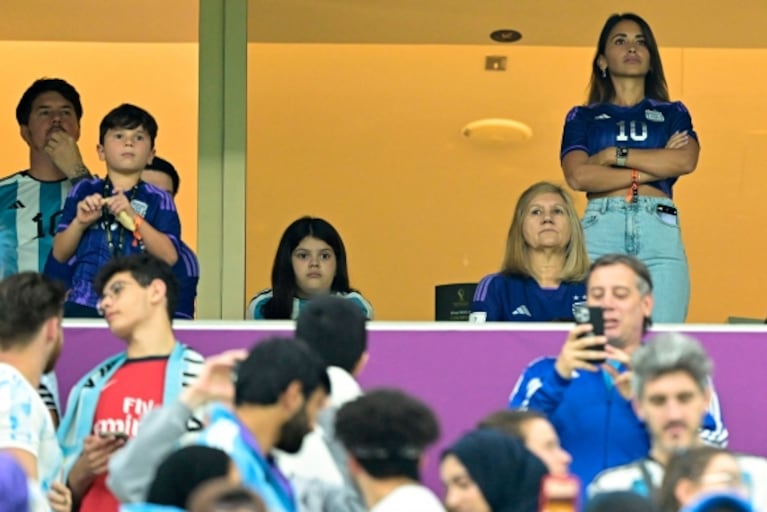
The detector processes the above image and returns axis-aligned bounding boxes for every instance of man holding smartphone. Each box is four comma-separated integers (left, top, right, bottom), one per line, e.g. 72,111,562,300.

508,254,727,489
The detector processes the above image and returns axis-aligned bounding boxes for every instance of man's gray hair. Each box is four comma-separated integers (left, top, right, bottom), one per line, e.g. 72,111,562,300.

631,332,712,397
587,253,653,297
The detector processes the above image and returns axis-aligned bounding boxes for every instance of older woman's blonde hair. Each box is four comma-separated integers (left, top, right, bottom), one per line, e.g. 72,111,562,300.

501,182,589,282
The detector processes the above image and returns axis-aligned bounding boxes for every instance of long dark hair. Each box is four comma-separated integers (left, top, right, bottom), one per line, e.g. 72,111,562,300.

587,13,669,105
262,216,352,319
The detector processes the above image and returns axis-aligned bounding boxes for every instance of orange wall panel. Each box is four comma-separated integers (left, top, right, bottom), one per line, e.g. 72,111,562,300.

246,43,767,322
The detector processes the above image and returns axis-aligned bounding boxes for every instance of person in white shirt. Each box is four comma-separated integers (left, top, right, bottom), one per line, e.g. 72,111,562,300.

277,296,368,488
0,272,71,512
335,389,445,512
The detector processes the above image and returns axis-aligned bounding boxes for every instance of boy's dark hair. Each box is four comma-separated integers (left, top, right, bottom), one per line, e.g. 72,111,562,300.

99,103,158,146
94,253,179,321
335,388,440,481
16,78,83,125
145,156,180,196
295,296,367,373
0,272,66,350
478,409,548,442
235,337,330,406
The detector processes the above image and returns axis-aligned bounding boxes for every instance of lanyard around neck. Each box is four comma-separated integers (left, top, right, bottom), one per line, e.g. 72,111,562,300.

101,179,144,257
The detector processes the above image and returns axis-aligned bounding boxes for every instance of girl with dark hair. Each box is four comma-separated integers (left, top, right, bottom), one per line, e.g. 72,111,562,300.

560,13,699,323
247,216,373,320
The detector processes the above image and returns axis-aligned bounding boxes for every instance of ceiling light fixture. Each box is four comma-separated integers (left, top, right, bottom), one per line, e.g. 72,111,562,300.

461,118,533,146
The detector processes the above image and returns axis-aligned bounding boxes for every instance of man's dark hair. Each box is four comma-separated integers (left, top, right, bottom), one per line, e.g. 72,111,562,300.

295,296,367,373
0,272,66,349
478,409,548,442
99,103,158,146
16,78,83,125
335,388,440,482
145,156,180,196
94,253,179,321
235,337,330,406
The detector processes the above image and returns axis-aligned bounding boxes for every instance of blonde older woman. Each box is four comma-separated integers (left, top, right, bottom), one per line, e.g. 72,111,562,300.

471,182,589,322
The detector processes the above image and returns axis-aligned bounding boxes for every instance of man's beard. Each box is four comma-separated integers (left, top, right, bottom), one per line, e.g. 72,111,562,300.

43,336,63,374
276,405,311,454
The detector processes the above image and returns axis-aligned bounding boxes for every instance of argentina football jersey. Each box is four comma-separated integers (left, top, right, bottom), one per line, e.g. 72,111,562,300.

0,171,71,278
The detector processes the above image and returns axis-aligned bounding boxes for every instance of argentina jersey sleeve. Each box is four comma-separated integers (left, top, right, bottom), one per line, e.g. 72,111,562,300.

668,101,699,143
471,273,504,321
56,178,99,233
508,357,571,415
143,184,181,251
560,106,591,160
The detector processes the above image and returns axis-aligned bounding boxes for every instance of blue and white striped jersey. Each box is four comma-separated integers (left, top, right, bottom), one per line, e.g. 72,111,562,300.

0,171,71,278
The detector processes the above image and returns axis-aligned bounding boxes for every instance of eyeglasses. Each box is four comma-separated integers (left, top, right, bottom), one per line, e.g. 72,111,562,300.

97,280,133,316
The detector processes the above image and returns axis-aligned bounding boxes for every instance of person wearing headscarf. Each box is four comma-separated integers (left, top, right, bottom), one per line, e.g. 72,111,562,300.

440,428,547,512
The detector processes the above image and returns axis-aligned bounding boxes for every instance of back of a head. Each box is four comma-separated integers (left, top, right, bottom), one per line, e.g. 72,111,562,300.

586,491,658,512
631,332,712,398
145,156,180,196
0,453,29,512
147,446,233,509
0,272,66,350
335,388,440,482
187,478,266,512
295,295,367,373
16,77,83,125
94,253,179,321
235,337,329,406
444,428,547,512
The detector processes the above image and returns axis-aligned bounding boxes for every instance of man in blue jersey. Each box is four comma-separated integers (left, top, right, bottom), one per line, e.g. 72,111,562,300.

508,254,727,488
1,78,92,425
141,157,199,319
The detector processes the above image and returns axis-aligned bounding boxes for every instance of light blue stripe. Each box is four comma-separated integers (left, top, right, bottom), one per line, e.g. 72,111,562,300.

0,180,20,277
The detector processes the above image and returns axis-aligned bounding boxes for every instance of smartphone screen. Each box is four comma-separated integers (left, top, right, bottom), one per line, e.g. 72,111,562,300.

573,305,606,364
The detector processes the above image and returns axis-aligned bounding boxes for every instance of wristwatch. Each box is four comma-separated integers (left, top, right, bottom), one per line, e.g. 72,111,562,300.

616,147,629,167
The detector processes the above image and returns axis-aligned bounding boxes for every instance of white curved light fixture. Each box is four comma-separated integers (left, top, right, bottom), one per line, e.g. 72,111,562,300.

461,118,533,146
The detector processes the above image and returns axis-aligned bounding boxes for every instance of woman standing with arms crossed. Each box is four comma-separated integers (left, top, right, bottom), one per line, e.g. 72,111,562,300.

561,13,698,323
